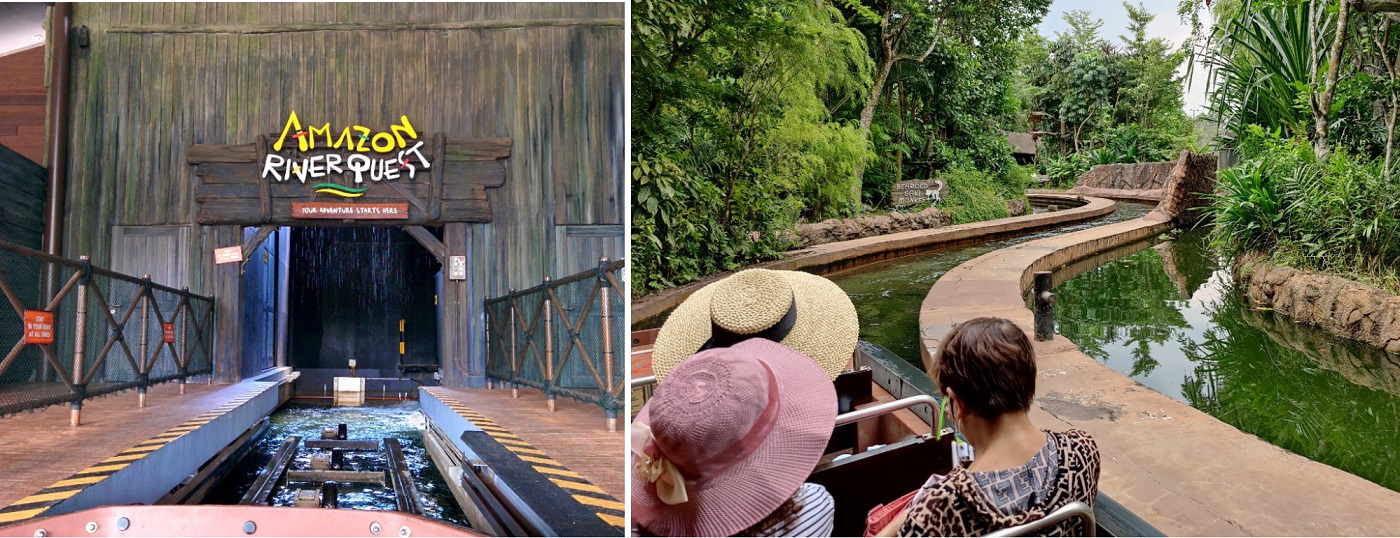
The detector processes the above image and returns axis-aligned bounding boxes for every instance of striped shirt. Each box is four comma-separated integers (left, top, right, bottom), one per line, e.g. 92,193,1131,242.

753,482,836,537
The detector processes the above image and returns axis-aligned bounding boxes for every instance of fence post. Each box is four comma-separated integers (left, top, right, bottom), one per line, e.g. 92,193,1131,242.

543,277,555,413
40,262,56,383
138,275,152,407
598,257,616,432
484,299,492,390
1033,271,1056,342
70,256,91,427
179,287,190,395
509,289,518,399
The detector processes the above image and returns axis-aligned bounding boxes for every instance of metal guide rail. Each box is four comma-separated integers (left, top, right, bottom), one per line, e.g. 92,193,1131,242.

419,388,625,536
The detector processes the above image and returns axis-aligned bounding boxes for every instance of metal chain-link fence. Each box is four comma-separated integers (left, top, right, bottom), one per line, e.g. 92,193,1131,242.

0,239,215,421
485,258,625,429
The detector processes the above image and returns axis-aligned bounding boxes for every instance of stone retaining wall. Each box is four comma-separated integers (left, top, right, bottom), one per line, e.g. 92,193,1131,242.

1235,255,1400,353
793,206,950,248
1077,161,1175,190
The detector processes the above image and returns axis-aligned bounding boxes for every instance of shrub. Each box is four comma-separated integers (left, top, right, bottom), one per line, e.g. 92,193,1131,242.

1043,154,1090,188
1204,126,1400,285
940,167,1017,224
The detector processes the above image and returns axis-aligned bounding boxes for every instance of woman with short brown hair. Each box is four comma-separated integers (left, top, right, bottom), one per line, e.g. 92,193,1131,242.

888,317,1101,536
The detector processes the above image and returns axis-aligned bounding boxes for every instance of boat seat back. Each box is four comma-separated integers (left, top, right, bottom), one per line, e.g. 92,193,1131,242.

825,368,875,454
808,433,954,537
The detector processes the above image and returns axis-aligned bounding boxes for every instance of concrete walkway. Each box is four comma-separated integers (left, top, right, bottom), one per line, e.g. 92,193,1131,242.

920,215,1400,536
0,378,281,526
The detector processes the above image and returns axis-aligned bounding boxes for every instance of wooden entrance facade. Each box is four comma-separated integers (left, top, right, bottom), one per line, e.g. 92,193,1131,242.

56,4,625,387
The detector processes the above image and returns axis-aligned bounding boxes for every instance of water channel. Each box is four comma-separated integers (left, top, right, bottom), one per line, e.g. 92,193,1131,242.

832,202,1156,365
204,400,472,527
1055,227,1400,492
830,201,1400,492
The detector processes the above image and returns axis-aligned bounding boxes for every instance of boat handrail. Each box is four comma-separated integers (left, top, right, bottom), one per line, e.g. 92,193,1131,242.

984,501,1096,537
833,394,940,427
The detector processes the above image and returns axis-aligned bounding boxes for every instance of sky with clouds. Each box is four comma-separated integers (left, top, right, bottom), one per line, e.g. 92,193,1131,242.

1037,0,1213,116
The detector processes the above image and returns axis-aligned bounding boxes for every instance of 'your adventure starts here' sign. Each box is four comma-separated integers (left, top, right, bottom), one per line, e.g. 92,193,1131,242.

261,112,432,194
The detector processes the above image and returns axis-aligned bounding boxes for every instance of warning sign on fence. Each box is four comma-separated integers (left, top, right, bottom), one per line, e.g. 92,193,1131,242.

163,322,176,344
24,310,54,345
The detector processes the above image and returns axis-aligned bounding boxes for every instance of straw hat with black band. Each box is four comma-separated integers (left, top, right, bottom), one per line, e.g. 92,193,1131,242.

650,268,859,381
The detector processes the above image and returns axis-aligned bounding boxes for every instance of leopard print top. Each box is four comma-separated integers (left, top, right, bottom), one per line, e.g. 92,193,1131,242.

898,429,1100,537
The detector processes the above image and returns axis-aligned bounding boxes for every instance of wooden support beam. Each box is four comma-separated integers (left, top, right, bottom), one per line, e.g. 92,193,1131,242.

241,225,277,260
286,470,387,485
304,439,380,451
402,225,447,263
108,19,623,34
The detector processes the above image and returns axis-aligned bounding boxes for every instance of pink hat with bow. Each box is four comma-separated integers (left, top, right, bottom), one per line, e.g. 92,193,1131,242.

631,338,838,537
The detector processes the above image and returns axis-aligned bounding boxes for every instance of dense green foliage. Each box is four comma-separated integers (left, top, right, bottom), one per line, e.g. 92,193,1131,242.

1183,0,1400,289
1015,6,1198,161
855,0,1050,207
1197,1,1330,141
632,0,874,293
1204,127,1400,290
631,1,1199,294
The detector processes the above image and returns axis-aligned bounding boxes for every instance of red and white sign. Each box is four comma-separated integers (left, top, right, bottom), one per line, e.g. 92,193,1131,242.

163,322,176,344
291,202,410,220
23,310,54,345
214,246,244,264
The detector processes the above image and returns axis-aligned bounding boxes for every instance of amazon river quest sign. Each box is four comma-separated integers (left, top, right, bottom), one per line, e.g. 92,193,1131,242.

188,112,511,226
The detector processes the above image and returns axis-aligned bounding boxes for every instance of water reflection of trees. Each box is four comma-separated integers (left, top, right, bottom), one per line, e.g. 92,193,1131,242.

1059,229,1400,492
1179,290,1400,491
1056,244,1192,377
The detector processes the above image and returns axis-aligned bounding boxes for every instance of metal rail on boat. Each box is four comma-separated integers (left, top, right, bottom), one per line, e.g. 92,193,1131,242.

834,394,940,427
985,501,1095,537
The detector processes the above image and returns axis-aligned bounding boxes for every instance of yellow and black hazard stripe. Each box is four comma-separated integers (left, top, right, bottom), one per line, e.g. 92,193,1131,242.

423,388,624,529
0,386,265,525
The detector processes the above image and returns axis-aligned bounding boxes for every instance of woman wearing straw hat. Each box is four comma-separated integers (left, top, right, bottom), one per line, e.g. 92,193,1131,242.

632,339,840,537
649,268,860,382
633,268,859,536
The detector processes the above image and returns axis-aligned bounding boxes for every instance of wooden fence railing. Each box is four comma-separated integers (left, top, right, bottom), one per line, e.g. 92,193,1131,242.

484,258,625,431
0,240,215,423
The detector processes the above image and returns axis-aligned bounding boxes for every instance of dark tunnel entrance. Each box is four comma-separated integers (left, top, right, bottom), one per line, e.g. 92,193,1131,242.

239,226,443,392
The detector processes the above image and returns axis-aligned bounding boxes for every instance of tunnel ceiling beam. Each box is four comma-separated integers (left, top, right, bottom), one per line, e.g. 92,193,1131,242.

239,225,278,272
402,226,447,264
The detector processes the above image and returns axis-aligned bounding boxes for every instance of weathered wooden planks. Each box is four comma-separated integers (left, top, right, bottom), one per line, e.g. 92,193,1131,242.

62,3,624,385
0,144,46,250
186,135,508,225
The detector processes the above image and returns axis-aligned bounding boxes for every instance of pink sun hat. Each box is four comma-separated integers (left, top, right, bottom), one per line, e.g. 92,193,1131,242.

631,338,838,537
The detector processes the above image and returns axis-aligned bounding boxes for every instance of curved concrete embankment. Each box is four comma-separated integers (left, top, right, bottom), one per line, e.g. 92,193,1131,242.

632,194,1114,327
919,217,1400,536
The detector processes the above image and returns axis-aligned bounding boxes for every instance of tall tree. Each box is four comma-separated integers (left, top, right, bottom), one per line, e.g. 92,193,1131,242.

1313,0,1353,159
850,0,1051,190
